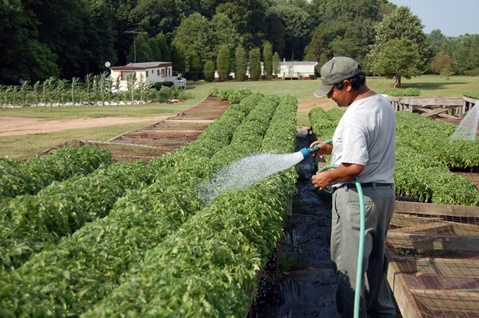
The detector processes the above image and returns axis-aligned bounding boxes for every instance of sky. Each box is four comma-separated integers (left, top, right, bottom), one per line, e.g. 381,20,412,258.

388,0,479,37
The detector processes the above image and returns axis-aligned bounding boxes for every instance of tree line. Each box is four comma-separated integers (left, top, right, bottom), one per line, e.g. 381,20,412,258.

1,0,478,85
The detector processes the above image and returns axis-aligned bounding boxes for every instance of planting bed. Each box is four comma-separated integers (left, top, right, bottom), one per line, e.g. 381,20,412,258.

84,96,231,161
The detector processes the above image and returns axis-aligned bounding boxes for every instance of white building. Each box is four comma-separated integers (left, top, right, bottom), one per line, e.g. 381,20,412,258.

276,60,318,79
109,62,185,90
241,61,318,80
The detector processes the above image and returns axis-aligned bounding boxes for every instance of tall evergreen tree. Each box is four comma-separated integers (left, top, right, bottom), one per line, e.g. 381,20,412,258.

263,42,273,80
235,45,247,81
249,48,261,80
216,45,230,81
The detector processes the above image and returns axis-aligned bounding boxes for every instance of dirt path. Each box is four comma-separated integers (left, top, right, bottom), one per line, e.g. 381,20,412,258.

0,116,172,137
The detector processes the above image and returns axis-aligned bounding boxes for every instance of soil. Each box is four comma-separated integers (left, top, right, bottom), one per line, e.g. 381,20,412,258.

250,128,341,318
0,99,331,137
0,116,172,137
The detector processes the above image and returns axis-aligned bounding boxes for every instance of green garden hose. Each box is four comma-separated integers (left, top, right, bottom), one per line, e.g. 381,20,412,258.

318,140,365,318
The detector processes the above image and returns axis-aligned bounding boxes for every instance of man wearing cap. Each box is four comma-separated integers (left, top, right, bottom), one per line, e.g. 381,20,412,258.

310,56,396,318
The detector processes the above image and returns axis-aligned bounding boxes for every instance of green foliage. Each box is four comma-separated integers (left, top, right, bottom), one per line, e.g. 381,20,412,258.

309,108,479,206
235,45,248,82
464,92,479,99
272,52,281,76
0,145,111,200
0,90,299,317
216,45,230,81
368,6,429,86
263,42,273,80
204,61,216,82
379,88,420,96
267,4,312,60
249,47,262,80
374,39,422,87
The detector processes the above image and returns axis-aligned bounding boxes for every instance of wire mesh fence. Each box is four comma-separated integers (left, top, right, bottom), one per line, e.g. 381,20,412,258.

387,200,479,317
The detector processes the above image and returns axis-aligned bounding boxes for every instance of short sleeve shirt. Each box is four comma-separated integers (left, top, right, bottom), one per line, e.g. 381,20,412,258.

331,93,396,184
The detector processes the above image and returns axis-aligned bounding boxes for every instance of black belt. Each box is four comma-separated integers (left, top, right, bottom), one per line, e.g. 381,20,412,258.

333,182,393,192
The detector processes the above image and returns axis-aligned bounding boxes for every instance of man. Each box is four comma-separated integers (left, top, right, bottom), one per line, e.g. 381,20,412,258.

310,56,396,318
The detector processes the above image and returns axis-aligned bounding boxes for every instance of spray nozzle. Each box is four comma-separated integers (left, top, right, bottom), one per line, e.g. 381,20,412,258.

299,144,319,159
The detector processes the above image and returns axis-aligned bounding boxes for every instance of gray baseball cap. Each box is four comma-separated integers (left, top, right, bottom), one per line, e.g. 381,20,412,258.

314,56,361,97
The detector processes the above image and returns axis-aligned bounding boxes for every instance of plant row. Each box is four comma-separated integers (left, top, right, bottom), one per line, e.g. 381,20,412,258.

0,93,298,317
0,145,112,200
0,160,158,271
81,94,299,317
208,87,254,104
309,107,479,206
0,73,188,108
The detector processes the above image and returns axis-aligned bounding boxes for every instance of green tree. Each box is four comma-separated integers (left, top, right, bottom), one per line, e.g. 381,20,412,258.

203,61,216,82
427,29,447,57
263,42,273,80
172,13,239,72
368,6,429,87
431,53,452,78
374,39,422,88
265,11,286,58
130,0,199,41
128,33,152,63
249,48,261,80
215,0,269,49
170,42,186,74
453,34,479,75
217,45,230,81
188,51,202,81
156,33,171,61
272,52,281,77
149,38,162,61
267,4,312,60
235,45,247,81
0,0,58,83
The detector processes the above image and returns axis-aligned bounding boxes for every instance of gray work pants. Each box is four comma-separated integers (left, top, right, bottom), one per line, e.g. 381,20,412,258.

331,184,396,318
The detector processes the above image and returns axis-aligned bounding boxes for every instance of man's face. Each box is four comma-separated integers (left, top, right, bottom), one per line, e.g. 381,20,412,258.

327,81,353,107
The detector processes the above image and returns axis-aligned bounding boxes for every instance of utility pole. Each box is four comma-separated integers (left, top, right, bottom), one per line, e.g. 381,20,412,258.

124,31,146,63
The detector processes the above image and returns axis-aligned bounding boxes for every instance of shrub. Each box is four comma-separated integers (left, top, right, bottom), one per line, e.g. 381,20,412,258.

204,61,215,82
151,81,174,90
464,91,479,99
379,88,420,96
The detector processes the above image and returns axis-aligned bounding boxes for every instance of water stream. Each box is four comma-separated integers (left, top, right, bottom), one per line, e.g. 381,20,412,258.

199,151,305,203
451,104,479,141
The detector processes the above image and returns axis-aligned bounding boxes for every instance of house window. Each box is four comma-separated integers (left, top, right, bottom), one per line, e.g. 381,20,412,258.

157,69,160,76
146,71,148,78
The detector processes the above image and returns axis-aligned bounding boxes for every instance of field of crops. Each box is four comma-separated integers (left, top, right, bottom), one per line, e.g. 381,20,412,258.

0,92,300,317
310,108,479,206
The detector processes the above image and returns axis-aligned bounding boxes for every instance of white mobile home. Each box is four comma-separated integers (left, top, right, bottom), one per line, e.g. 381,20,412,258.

109,62,177,90
277,61,318,79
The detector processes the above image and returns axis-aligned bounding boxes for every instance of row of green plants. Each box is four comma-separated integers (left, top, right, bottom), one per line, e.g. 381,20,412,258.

0,159,159,271
0,73,188,107
0,146,111,199
309,108,479,206
0,92,298,317
209,87,254,104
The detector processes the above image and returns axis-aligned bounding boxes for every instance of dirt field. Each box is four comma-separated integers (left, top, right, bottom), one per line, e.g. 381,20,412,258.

0,116,173,137
0,99,332,138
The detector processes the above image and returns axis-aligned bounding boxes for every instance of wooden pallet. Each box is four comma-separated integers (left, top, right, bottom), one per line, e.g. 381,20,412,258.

387,201,479,317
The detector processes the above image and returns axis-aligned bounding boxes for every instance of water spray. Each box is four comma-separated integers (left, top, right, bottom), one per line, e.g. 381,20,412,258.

199,144,321,203
200,140,364,317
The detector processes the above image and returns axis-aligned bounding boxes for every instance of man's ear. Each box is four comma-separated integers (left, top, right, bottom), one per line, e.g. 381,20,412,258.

343,80,353,92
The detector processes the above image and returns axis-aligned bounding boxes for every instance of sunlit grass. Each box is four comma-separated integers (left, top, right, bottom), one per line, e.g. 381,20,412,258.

1,75,478,159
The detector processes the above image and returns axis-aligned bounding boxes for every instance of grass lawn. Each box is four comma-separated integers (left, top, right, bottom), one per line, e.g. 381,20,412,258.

1,75,478,159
